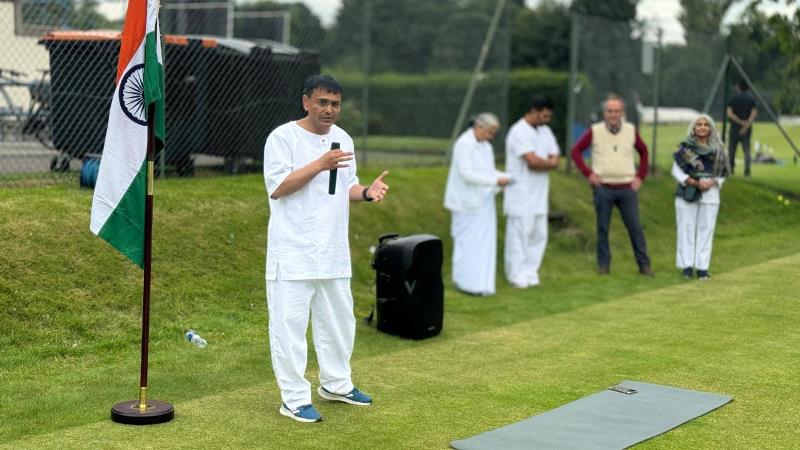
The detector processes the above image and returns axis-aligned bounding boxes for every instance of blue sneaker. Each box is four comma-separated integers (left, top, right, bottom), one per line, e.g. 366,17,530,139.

279,403,323,423
697,270,710,280
317,386,373,406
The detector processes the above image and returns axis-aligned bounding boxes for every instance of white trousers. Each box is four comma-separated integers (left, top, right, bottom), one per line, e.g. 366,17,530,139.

266,277,355,409
675,198,720,271
504,214,548,287
451,195,497,295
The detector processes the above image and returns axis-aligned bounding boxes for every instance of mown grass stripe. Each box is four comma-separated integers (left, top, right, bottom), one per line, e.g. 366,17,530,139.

5,253,799,449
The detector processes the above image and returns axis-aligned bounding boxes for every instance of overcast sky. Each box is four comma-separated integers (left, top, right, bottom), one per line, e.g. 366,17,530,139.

267,0,797,44
99,0,797,45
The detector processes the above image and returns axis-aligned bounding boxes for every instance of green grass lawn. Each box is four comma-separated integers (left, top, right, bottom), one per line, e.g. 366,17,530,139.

350,122,800,186
1,162,799,448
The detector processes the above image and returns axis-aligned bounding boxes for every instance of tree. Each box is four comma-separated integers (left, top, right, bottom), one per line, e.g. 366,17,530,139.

570,0,638,22
511,0,570,70
322,0,513,73
324,0,455,72
568,0,644,122
679,0,735,38
649,0,735,112
20,0,115,30
728,5,800,114
235,1,325,50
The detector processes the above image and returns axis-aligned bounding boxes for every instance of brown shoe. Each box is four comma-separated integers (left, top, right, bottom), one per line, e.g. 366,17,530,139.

639,266,654,277
598,266,609,275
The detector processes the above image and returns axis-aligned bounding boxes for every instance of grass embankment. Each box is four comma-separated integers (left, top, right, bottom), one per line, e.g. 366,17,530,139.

1,163,799,448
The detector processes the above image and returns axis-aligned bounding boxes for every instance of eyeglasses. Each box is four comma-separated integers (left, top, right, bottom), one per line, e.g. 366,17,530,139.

313,99,341,108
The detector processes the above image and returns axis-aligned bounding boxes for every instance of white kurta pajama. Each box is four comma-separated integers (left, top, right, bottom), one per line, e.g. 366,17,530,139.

264,122,360,409
444,129,504,296
671,162,724,271
503,120,561,287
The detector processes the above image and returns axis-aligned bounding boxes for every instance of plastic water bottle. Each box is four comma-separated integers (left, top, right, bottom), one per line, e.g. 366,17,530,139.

186,330,207,348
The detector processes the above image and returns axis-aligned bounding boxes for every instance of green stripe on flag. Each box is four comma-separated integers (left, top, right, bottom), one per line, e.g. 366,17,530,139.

98,160,148,267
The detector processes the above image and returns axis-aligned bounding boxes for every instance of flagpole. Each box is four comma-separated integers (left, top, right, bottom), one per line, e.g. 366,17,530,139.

139,102,155,408
111,103,174,425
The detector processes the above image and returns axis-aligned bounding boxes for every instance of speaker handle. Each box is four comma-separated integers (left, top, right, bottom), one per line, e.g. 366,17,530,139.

378,233,399,243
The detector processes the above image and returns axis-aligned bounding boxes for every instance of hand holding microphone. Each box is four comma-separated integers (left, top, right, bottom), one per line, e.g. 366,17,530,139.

328,142,340,195
323,142,353,195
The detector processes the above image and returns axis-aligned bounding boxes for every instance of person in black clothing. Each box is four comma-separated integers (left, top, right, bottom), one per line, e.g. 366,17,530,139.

726,79,758,176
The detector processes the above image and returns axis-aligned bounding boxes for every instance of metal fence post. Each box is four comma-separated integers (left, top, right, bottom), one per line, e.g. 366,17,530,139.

721,36,731,139
565,13,579,173
360,0,371,166
649,27,662,175
446,0,507,164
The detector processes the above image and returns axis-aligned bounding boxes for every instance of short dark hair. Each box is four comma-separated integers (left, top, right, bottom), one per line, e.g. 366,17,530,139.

528,95,555,112
737,79,749,90
303,74,342,96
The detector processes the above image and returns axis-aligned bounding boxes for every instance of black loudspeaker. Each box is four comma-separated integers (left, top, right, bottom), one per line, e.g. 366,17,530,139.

371,233,444,340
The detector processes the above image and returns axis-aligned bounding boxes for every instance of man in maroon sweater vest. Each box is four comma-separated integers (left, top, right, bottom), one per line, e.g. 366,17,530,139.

570,95,653,276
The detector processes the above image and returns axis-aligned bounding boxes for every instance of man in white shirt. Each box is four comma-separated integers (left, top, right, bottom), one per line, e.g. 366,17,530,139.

503,96,560,288
263,74,389,423
444,113,510,296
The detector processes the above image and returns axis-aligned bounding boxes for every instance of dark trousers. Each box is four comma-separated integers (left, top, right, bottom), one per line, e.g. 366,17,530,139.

728,126,751,176
593,186,650,269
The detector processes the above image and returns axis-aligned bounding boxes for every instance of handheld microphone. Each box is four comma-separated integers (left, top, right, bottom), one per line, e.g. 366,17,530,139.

328,142,340,195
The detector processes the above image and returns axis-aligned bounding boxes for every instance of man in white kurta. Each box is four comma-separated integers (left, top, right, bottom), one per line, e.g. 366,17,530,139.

444,113,509,296
264,74,389,423
503,96,560,288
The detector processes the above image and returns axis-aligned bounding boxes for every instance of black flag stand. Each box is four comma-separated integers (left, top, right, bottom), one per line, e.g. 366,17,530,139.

111,103,174,425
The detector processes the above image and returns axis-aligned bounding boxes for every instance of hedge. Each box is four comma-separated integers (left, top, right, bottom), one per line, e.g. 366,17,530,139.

331,68,578,148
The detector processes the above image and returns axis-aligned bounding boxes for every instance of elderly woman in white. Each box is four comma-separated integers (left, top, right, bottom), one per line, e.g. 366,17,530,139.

671,114,729,280
444,113,511,296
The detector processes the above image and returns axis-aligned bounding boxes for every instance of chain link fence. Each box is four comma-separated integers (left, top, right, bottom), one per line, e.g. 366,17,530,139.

0,0,513,187
567,10,800,174
566,12,730,173
7,1,794,188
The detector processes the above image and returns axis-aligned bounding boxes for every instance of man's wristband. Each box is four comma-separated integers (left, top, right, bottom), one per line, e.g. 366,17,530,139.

362,187,373,202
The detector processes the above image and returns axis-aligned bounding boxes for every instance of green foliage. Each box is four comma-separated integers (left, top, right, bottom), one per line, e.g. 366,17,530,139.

332,68,571,140
658,35,728,112
234,1,325,49
679,0,736,37
21,0,115,30
570,0,639,22
718,6,800,114
743,10,800,114
323,0,511,73
569,12,647,126
511,0,571,70
659,0,735,114
509,68,572,146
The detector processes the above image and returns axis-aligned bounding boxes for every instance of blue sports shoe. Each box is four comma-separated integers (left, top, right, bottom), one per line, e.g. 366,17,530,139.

279,403,323,423
317,386,373,406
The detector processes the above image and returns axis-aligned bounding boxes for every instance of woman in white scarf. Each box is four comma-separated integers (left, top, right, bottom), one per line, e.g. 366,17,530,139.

671,114,730,280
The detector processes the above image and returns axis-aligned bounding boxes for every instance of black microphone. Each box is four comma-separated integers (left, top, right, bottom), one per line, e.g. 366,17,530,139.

328,142,340,195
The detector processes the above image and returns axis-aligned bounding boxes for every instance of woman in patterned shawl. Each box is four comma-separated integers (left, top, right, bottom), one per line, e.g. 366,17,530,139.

671,114,730,280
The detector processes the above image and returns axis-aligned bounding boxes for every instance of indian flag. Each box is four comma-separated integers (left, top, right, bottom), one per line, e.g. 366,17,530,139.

90,0,164,268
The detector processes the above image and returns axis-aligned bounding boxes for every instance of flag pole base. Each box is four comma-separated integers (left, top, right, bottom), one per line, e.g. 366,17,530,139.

111,400,174,425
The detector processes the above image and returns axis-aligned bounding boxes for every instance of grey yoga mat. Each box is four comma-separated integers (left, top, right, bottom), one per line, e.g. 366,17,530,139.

451,381,732,450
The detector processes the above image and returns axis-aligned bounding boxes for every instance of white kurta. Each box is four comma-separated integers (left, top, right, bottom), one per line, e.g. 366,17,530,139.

444,128,503,295
503,120,560,287
264,122,359,281
263,121,360,409
671,162,724,271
